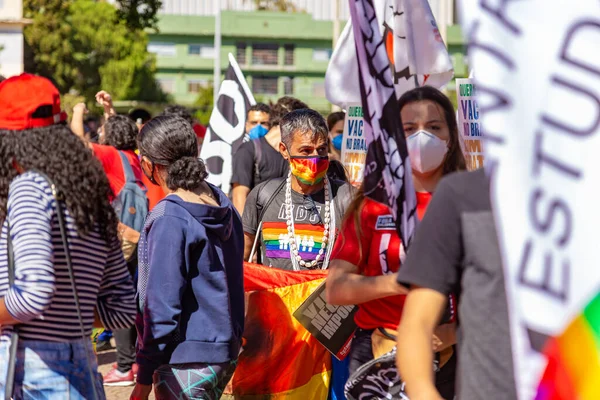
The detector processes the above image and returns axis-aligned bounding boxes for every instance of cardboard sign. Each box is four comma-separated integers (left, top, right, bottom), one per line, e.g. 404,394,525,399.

340,104,367,186
293,282,357,360
455,78,483,170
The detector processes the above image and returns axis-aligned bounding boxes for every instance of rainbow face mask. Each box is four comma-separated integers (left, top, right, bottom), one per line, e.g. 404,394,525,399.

289,155,330,186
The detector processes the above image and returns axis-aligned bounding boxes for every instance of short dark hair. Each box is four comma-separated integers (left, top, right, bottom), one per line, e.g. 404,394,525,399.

248,102,271,115
326,111,345,131
398,86,467,174
128,108,152,125
269,96,309,127
161,105,194,126
138,115,208,191
280,108,328,148
104,114,138,151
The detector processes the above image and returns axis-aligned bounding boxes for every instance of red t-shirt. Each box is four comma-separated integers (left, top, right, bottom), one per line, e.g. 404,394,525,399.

330,192,432,330
91,144,144,199
141,173,166,211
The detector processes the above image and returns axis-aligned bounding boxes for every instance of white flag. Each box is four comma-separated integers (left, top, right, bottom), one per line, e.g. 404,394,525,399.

459,0,600,398
325,0,454,108
200,53,255,194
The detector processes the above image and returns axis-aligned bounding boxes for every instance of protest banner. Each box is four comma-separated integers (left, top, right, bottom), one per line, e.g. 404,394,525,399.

325,0,454,108
293,282,357,361
459,0,600,398
340,104,367,186
228,263,331,399
350,0,418,247
455,78,483,170
200,53,254,194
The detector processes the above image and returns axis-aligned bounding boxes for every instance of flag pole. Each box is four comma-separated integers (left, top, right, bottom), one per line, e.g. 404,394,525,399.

213,0,222,106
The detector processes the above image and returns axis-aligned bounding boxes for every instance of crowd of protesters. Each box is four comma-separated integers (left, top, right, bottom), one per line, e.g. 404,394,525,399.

0,72,516,400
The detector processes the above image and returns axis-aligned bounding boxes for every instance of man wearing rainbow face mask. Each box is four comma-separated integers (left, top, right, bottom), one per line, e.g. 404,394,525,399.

242,108,354,271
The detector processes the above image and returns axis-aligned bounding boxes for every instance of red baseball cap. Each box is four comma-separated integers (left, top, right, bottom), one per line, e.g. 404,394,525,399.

0,73,67,130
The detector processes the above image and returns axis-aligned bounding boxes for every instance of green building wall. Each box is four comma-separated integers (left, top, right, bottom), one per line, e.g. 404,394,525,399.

149,11,467,114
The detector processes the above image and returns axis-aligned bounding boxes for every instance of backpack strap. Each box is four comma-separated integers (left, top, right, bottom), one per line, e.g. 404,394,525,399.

118,151,138,184
330,179,347,228
256,177,286,225
252,139,263,187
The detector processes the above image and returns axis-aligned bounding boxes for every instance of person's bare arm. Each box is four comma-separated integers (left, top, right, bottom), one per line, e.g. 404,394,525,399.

244,232,255,262
396,286,447,400
326,259,407,305
232,184,251,216
71,102,89,144
96,90,116,121
432,322,457,353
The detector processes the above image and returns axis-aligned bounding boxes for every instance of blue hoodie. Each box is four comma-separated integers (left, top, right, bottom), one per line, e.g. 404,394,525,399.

135,185,245,385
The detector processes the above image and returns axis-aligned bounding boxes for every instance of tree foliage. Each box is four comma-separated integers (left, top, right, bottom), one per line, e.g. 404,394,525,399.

194,83,214,126
250,0,298,12
23,0,167,106
116,0,163,31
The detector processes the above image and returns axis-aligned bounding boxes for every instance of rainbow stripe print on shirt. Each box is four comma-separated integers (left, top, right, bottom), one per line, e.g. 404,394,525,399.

536,291,600,400
262,221,325,260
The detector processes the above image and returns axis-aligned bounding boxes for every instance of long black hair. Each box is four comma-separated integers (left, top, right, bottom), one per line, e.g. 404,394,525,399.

0,124,118,239
398,86,467,174
138,115,208,191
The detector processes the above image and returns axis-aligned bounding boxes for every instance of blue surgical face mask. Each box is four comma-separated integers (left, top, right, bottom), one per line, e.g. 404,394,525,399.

248,124,269,140
332,134,343,151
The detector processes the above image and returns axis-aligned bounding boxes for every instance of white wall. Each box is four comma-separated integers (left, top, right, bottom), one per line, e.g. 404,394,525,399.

0,27,24,77
0,0,25,77
0,0,23,20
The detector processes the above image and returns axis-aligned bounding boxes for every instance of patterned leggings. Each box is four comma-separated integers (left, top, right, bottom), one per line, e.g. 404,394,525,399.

152,361,237,400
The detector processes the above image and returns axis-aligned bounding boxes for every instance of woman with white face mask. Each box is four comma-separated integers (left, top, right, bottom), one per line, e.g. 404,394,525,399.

326,86,466,399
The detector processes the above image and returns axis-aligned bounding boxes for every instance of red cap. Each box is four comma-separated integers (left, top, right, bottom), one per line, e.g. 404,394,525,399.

0,73,67,130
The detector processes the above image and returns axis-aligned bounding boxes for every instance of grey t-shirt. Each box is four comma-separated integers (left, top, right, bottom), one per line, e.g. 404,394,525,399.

243,178,354,271
397,168,517,400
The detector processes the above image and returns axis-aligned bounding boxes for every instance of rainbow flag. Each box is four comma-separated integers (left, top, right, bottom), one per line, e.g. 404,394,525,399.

227,262,331,399
536,292,600,400
262,222,325,261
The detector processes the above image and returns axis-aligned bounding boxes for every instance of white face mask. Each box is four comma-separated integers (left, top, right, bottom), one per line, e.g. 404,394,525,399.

406,130,448,173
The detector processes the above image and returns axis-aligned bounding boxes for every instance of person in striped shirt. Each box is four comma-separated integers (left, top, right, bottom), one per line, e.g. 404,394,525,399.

0,74,136,399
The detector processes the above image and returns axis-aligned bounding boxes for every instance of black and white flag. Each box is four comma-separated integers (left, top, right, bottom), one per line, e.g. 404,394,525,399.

350,0,419,247
200,53,255,193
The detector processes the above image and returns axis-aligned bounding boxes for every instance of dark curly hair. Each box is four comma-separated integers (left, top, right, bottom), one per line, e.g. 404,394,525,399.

0,124,118,239
398,86,467,174
161,105,194,127
269,96,309,128
103,114,138,151
138,115,207,191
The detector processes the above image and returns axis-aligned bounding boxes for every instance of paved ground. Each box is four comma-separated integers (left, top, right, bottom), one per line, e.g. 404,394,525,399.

96,348,154,400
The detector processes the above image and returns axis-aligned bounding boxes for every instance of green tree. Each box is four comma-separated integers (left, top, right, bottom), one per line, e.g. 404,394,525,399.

249,0,298,12
116,0,163,31
24,0,167,107
193,83,214,126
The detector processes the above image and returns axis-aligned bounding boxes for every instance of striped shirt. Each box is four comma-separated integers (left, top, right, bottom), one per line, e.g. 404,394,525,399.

0,172,136,342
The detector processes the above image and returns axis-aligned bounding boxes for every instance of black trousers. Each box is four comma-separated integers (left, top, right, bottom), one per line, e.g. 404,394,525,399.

115,326,137,372
115,254,138,373
348,328,456,400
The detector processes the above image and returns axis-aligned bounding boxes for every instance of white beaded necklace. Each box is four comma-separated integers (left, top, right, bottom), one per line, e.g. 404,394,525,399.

285,172,331,270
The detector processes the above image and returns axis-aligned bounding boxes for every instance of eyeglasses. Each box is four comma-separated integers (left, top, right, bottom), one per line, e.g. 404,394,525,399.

302,196,323,225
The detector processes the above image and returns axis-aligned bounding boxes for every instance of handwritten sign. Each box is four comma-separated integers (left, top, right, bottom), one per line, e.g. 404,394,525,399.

340,104,367,186
455,78,483,170
293,282,357,360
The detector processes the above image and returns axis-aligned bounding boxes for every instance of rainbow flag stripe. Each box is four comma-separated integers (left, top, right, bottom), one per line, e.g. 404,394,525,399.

289,158,329,185
262,221,325,260
536,292,600,400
